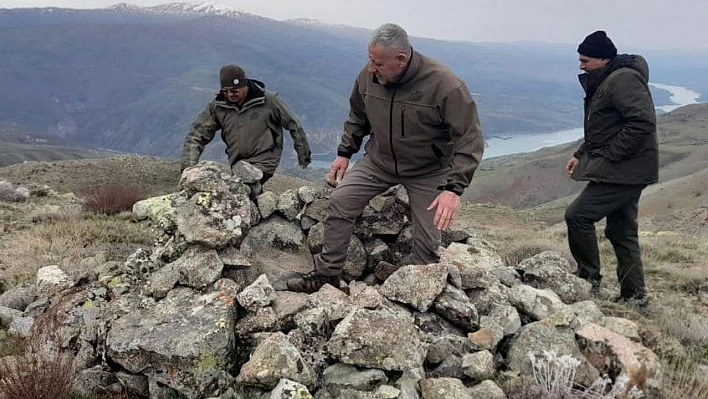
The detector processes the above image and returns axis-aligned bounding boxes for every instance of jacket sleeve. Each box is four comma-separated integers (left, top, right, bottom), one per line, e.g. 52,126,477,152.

438,83,485,196
273,95,311,167
337,75,371,158
181,103,220,170
605,71,656,162
573,142,587,159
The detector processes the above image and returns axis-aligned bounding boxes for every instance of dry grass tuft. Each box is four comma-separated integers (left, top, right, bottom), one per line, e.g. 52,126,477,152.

0,315,75,399
660,354,708,399
79,186,146,215
0,213,153,286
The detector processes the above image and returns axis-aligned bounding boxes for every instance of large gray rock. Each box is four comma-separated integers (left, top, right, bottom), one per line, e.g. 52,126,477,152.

174,191,259,249
343,236,368,281
576,323,661,394
73,367,122,396
517,251,592,303
570,301,605,328
506,319,599,388
328,309,425,371
0,285,37,311
277,189,304,221
322,363,388,396
232,160,264,184
508,284,573,322
237,274,276,310
431,284,479,332
240,216,314,285
461,351,495,381
440,241,504,287
174,247,224,289
179,161,233,194
487,305,522,337
36,265,74,296
419,378,471,399
236,332,316,389
256,191,279,220
379,264,448,312
106,288,235,398
269,379,313,399
132,194,176,222
0,305,22,328
469,380,506,399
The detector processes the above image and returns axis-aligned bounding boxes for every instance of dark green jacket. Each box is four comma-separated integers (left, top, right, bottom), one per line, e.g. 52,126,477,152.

571,54,658,185
338,50,484,196
181,81,311,175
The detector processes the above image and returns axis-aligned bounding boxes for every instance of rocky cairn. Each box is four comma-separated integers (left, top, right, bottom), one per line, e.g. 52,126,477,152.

0,161,661,399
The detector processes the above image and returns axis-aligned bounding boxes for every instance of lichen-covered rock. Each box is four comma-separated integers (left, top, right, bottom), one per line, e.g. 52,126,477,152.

469,380,506,399
174,191,259,249
36,265,74,296
132,194,176,222
576,323,661,394
0,306,22,329
237,274,276,310
462,351,495,380
236,332,316,389
232,160,264,184
517,251,591,303
106,288,235,397
602,317,641,342
419,378,471,399
508,284,572,322
0,285,37,311
570,301,605,328
256,191,279,219
507,319,599,387
328,309,424,371
343,236,367,281
487,304,521,337
269,378,313,399
379,264,448,312
277,189,304,221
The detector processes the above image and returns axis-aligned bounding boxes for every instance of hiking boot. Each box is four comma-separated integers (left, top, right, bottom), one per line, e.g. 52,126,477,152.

614,295,649,308
286,270,341,294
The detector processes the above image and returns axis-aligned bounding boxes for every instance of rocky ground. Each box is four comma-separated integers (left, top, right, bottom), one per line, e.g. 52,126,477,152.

2,159,706,399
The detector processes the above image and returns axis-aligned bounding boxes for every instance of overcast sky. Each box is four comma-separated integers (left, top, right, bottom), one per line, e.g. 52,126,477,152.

1,0,705,50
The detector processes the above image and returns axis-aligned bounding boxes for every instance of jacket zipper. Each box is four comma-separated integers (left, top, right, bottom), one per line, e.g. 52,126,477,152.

389,88,399,176
400,105,406,137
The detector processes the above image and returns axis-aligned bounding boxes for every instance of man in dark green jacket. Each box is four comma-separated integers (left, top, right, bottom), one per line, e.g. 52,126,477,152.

288,23,485,293
565,31,658,306
181,65,311,183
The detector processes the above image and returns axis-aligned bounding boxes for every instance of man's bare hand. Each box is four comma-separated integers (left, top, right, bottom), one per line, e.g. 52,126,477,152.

566,157,579,175
427,190,461,230
327,156,349,187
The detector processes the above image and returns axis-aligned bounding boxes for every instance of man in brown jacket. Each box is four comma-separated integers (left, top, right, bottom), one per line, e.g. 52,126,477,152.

288,23,485,293
565,31,658,307
181,65,311,183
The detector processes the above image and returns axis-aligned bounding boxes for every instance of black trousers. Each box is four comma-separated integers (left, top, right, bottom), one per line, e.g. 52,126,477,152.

565,182,647,299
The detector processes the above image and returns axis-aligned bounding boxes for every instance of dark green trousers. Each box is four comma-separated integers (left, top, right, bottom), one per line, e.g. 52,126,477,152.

565,182,647,299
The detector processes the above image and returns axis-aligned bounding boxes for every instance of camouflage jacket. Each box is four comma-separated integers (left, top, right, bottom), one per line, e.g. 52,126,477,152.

181,81,311,175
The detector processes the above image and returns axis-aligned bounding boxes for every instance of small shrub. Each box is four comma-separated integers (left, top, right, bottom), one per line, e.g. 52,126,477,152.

501,244,552,267
79,186,146,215
0,315,74,399
0,182,27,203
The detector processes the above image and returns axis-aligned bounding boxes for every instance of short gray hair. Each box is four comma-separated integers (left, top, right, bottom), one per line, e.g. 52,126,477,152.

370,23,411,54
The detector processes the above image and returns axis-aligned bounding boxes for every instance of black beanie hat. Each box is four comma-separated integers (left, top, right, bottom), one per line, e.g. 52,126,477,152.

219,65,247,88
577,30,617,59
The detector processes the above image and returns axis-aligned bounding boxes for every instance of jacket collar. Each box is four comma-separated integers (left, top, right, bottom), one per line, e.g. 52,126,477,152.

216,79,266,111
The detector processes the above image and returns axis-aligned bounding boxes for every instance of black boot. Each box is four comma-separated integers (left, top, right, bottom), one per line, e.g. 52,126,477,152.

286,270,341,294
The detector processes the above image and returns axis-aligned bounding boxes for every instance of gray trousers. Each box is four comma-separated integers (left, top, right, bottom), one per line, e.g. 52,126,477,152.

316,155,448,276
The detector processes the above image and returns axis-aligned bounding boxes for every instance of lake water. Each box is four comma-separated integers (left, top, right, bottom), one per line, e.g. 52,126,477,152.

311,82,702,167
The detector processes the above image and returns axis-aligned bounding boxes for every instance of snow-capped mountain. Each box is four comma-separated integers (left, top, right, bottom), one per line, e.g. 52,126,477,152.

108,2,247,19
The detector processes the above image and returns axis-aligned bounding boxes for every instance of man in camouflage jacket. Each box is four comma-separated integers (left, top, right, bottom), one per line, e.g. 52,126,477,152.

181,65,311,183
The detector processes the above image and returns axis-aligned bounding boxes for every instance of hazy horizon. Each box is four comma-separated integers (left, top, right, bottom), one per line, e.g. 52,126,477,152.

0,0,706,51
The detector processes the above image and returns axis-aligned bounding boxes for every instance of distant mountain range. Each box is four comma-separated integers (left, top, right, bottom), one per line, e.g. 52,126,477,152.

1,2,707,165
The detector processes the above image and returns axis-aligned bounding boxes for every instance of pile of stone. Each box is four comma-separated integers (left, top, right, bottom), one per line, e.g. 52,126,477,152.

0,161,661,399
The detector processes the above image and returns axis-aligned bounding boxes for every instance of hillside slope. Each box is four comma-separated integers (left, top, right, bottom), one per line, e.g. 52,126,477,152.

465,103,708,227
